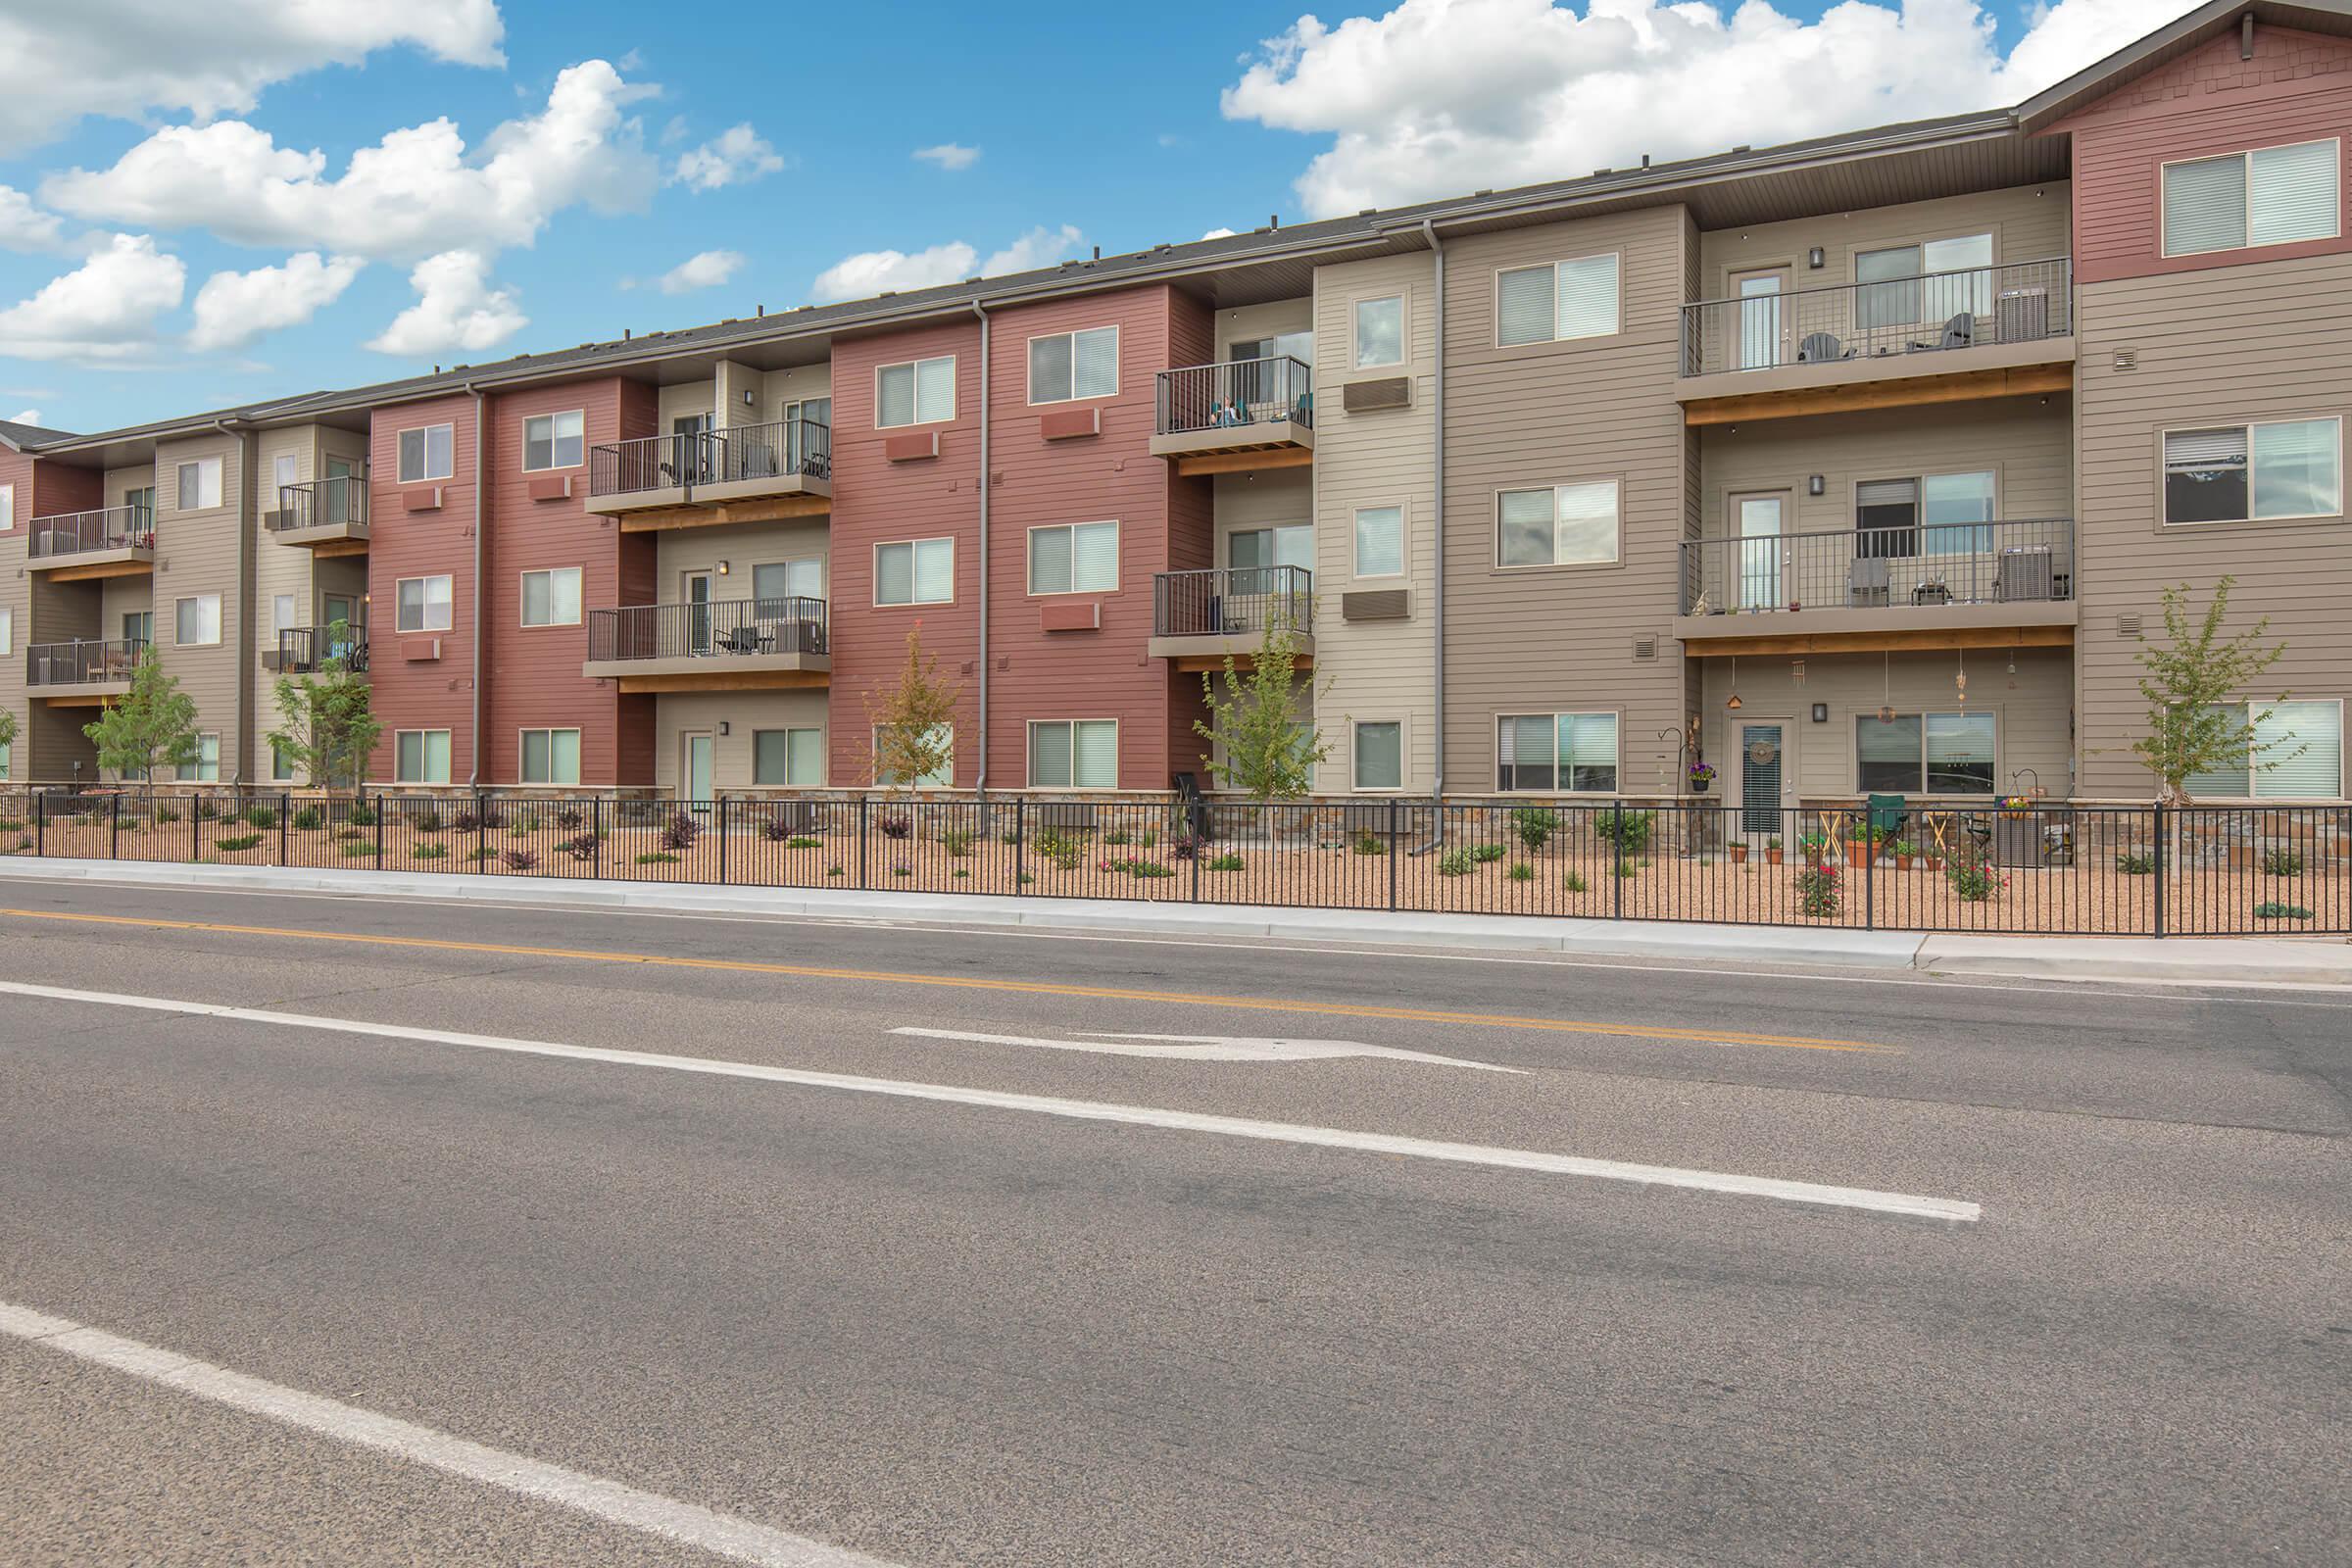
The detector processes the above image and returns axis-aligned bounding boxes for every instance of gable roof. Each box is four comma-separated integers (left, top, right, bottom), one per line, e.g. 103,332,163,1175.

0,417,76,452
2018,0,2352,131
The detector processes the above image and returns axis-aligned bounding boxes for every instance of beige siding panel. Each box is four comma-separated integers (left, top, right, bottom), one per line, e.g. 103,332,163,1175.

657,380,717,432
1209,469,1311,563
653,520,830,603
1210,298,1313,361
153,433,246,779
1696,182,2073,297
2077,258,2352,797
252,425,321,773
102,464,156,509
759,363,833,424
1697,399,2071,535
655,690,830,792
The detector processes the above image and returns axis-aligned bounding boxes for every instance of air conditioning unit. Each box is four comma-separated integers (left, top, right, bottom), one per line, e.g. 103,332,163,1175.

1996,286,2049,343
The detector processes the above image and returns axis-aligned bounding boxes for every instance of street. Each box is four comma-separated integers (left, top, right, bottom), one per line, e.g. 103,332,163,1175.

0,876,2346,1566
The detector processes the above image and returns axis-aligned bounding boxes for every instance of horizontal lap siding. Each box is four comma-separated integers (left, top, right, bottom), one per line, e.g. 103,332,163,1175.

252,426,321,778
1697,398,2074,532
657,690,830,791
1442,204,1692,796
368,395,479,784
1166,294,1216,780
152,432,247,778
1697,183,2072,295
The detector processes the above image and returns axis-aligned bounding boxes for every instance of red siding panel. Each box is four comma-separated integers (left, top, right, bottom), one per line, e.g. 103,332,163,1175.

368,395,479,783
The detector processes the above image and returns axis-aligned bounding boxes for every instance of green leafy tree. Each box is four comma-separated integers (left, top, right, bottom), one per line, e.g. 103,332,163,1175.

865,624,961,798
83,651,198,781
2131,576,2298,804
0,705,15,768
1194,603,1331,800
268,618,381,788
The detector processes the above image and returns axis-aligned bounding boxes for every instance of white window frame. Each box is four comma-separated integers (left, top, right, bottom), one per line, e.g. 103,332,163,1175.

269,738,296,784
1349,718,1406,794
1026,718,1119,791
2161,137,2343,258
2161,416,2344,526
0,606,11,658
874,355,956,428
518,727,583,786
271,593,297,636
753,726,827,787
397,422,456,483
0,482,13,531
1495,711,1622,795
1025,325,1119,404
521,410,586,472
873,537,955,607
173,594,221,647
175,458,222,512
1853,710,1999,798
518,566,583,628
271,452,298,496
180,732,220,784
1494,479,1622,569
1494,252,1621,347
1352,294,1404,368
2181,699,2346,799
395,729,453,785
396,574,454,634
1026,520,1120,596
0,735,12,781
871,723,954,789
1351,504,1406,579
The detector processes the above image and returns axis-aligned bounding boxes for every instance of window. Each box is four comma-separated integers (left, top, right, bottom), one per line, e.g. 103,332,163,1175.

520,728,582,785
754,728,825,786
0,607,10,658
1352,506,1404,578
2183,701,2343,798
123,611,152,646
1231,330,1314,366
397,423,455,483
0,738,10,780
876,355,955,427
523,410,585,471
2165,419,2341,523
1495,253,1619,345
2164,139,2340,257
175,458,222,511
1353,295,1403,367
0,483,12,530
271,594,296,635
752,559,823,608
183,733,220,783
1229,524,1313,573
1029,718,1118,789
1028,327,1118,403
396,730,452,785
272,453,297,499
873,724,953,788
1855,233,1992,330
874,538,953,606
270,740,295,784
1854,469,1996,558
1352,720,1403,791
174,595,221,646
1497,480,1619,567
123,486,154,523
1027,520,1118,595
397,574,453,633
520,566,583,627
1856,711,1995,795
1497,713,1618,793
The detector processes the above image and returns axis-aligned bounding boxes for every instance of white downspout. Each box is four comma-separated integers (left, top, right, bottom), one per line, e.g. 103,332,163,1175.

971,300,991,794
1418,219,1446,848
464,382,483,787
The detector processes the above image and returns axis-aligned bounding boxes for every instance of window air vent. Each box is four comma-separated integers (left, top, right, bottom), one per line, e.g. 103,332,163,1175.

1342,376,1412,413
2118,613,2143,638
1632,636,1658,662
2113,349,2137,371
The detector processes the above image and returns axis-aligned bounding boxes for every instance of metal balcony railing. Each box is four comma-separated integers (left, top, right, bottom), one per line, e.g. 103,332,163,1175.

1154,357,1313,437
586,596,829,662
1679,258,2074,377
1152,565,1313,639
29,505,154,560
587,417,831,499
278,625,368,674
1680,518,2075,615
26,637,148,687
269,474,369,531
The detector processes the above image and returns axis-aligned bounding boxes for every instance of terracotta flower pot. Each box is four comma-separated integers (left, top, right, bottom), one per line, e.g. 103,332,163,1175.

1730,844,1748,862
1846,842,1874,869
1765,849,1784,865
1896,854,1914,870
1926,856,1944,871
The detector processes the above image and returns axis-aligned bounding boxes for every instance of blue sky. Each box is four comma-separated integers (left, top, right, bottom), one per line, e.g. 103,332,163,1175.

0,0,2168,433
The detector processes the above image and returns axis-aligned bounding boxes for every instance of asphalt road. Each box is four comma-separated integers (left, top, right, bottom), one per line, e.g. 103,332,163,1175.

0,875,2346,1566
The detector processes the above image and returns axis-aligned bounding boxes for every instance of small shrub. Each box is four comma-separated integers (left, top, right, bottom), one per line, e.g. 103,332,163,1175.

1594,808,1655,854
826,865,845,877
1104,828,1131,847
2255,901,2315,920
760,813,794,843
1614,857,1640,879
876,813,912,840
1206,852,1246,872
450,809,481,833
2262,847,2306,878
787,835,821,850
1000,831,1021,845
511,811,542,834
635,851,679,865
466,847,497,861
1352,829,1386,857
345,801,376,827
2115,850,2155,875
1510,807,1555,853
155,805,181,825
1796,862,1840,917
1507,861,1535,882
0,818,21,832
554,806,586,831
290,807,323,831
1017,871,1036,885
1563,870,1588,893
1125,859,1175,879
410,808,445,834
659,811,702,852
1032,828,1078,860
195,798,220,822
412,843,450,861
1167,833,1200,860
892,865,912,878
499,849,539,871
558,833,600,861
1765,835,1783,852
953,868,970,879
1471,842,1506,864
341,840,378,858
942,827,974,858
1946,862,2000,903
476,804,506,831
215,833,264,852
1437,848,1475,877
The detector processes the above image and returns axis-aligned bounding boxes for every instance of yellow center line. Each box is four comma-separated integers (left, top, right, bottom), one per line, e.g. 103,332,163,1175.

0,906,1897,1055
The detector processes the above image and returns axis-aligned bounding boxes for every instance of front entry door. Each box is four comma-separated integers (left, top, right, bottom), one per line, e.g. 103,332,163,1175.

1737,721,1794,837
1734,493,1785,611
683,733,714,808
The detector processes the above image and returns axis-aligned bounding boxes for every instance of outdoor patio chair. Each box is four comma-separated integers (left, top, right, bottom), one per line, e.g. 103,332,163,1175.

1796,332,1846,363
1848,557,1891,608
1867,793,1909,842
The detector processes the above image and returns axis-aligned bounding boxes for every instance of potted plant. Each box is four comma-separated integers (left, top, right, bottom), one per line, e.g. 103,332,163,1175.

1797,829,1832,866
1765,834,1784,865
1844,819,1878,869
1729,840,1748,863
1687,760,1716,796
1893,837,1917,870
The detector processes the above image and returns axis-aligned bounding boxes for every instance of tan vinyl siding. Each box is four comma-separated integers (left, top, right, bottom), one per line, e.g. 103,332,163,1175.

1313,249,1438,790
2077,255,2352,797
1208,469,1311,568
654,519,830,602
655,690,830,792
1443,203,1692,795
1697,398,2073,532
152,432,246,778
251,424,321,770
1210,298,1313,362
760,363,832,422
1696,182,2073,296
656,380,717,433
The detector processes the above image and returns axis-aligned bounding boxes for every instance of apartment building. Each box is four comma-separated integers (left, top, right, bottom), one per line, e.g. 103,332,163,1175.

4,0,2345,812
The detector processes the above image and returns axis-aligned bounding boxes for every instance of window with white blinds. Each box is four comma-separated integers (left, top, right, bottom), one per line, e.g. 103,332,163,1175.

1029,719,1117,789
876,356,956,426
2164,139,2340,256
1352,506,1403,577
752,558,823,607
1028,326,1118,403
1027,520,1118,594
1496,480,1619,567
1496,712,1618,793
1495,253,1619,346
519,567,582,627
874,537,954,605
2165,419,2339,523
2187,701,2344,797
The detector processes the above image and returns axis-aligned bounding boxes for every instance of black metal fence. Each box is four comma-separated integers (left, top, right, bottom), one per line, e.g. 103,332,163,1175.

276,625,368,674
25,638,148,688
29,505,153,560
3,791,2345,938
269,474,368,531
588,418,830,498
1154,357,1313,436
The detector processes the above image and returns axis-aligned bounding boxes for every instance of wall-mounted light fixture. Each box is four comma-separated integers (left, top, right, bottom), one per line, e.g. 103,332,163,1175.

715,561,730,576
742,390,756,406
1807,474,1826,496
1807,246,1826,270
718,721,730,737
1811,703,1829,723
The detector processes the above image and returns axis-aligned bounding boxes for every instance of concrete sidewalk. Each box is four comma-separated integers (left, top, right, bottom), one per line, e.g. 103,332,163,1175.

3,856,2347,988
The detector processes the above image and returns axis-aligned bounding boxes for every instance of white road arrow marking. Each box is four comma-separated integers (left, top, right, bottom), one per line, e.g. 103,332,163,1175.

889,1026,1525,1073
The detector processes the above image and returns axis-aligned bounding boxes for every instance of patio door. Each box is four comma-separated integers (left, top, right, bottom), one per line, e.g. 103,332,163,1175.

674,413,713,483
1736,720,1793,837
1729,268,1788,369
682,732,714,808
683,570,713,656
1733,493,1785,611
323,456,356,523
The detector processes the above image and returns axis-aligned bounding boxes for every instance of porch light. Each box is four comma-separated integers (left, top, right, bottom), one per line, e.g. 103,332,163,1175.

1725,656,1741,710
716,561,730,575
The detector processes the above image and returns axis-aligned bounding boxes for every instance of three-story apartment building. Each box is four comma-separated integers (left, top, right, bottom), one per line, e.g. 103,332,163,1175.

1,0,2342,811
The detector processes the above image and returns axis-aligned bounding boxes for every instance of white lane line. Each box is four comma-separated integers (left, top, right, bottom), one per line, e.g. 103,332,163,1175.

891,1025,1526,1073
0,1298,897,1568
0,980,1978,1223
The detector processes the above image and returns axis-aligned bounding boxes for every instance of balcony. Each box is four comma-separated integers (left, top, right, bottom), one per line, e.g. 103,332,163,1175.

266,475,369,554
586,418,831,529
25,637,147,702
1676,517,2078,656
274,625,368,675
1148,566,1315,667
1152,358,1314,474
1677,259,2075,423
581,596,830,692
27,506,155,579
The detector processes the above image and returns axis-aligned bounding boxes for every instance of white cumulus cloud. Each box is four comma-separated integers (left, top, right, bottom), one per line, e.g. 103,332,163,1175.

671,123,785,191
657,248,746,294
0,233,186,364
188,252,363,351
1220,0,2205,218
367,250,525,358
0,187,67,253
0,0,505,154
1200,227,1239,240
8,409,42,425
912,143,981,171
808,224,1085,303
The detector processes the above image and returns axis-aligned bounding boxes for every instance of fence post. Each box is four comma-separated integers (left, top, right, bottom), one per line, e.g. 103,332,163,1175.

111,794,120,859
190,792,201,860
718,796,729,886
858,796,869,889
2153,803,2167,939
1389,798,1400,910
279,792,288,865
476,793,487,873
33,790,42,858
1865,814,1877,930
1611,801,1623,921
374,795,384,867
593,796,604,880
1190,797,1201,904
1013,798,1026,895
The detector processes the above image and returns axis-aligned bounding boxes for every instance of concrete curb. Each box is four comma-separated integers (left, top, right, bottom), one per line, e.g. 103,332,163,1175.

4,857,2347,987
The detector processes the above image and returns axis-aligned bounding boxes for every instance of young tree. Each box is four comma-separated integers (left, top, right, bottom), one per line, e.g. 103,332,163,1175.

269,618,381,789
1193,603,1331,800
865,623,961,797
82,650,198,782
2132,576,2298,804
